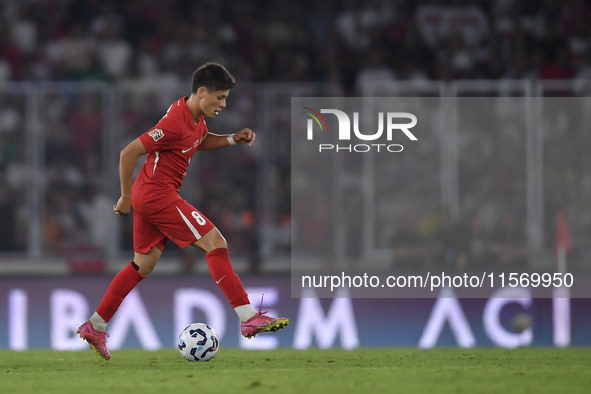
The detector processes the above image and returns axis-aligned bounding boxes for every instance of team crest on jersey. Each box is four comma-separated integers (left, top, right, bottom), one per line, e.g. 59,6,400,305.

149,128,164,142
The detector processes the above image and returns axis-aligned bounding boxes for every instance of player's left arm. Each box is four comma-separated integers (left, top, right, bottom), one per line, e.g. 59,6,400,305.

198,128,256,150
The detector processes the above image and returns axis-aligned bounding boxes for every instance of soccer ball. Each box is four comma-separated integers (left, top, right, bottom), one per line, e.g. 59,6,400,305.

178,323,219,361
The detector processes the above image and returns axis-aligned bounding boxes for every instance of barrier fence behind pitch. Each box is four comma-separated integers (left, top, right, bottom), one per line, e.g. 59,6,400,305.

1,276,590,350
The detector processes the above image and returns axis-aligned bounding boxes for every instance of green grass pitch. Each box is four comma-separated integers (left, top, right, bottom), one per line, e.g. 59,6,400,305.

1,348,590,393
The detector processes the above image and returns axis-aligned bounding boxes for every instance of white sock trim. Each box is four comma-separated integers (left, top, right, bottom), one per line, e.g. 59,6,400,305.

234,304,257,322
89,312,108,331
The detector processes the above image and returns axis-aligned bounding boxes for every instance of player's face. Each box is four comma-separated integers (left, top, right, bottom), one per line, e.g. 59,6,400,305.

200,89,229,118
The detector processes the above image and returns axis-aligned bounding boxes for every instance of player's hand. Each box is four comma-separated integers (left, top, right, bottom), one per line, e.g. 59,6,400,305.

114,196,131,216
233,128,256,147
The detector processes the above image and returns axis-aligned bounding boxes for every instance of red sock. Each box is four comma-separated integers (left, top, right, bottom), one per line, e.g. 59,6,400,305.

96,261,146,322
206,248,249,307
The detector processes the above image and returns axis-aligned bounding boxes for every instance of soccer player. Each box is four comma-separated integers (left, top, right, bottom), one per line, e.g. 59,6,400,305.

77,62,289,360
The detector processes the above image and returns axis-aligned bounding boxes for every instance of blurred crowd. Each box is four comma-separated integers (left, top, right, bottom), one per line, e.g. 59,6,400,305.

2,0,591,272
1,0,591,92
390,210,532,272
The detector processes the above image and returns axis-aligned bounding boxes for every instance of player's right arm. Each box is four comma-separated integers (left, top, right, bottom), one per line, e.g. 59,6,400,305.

114,138,147,216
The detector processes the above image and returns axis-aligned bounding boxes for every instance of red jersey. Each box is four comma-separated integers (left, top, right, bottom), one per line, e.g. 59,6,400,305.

133,97,208,213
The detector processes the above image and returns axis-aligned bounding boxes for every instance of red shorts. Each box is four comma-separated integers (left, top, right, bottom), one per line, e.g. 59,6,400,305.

133,199,215,253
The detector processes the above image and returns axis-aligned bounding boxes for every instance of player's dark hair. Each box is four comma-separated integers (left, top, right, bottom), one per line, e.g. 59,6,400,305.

191,63,236,93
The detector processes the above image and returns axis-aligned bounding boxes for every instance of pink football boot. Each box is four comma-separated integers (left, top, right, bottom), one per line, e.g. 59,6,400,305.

77,321,111,360
241,296,290,339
